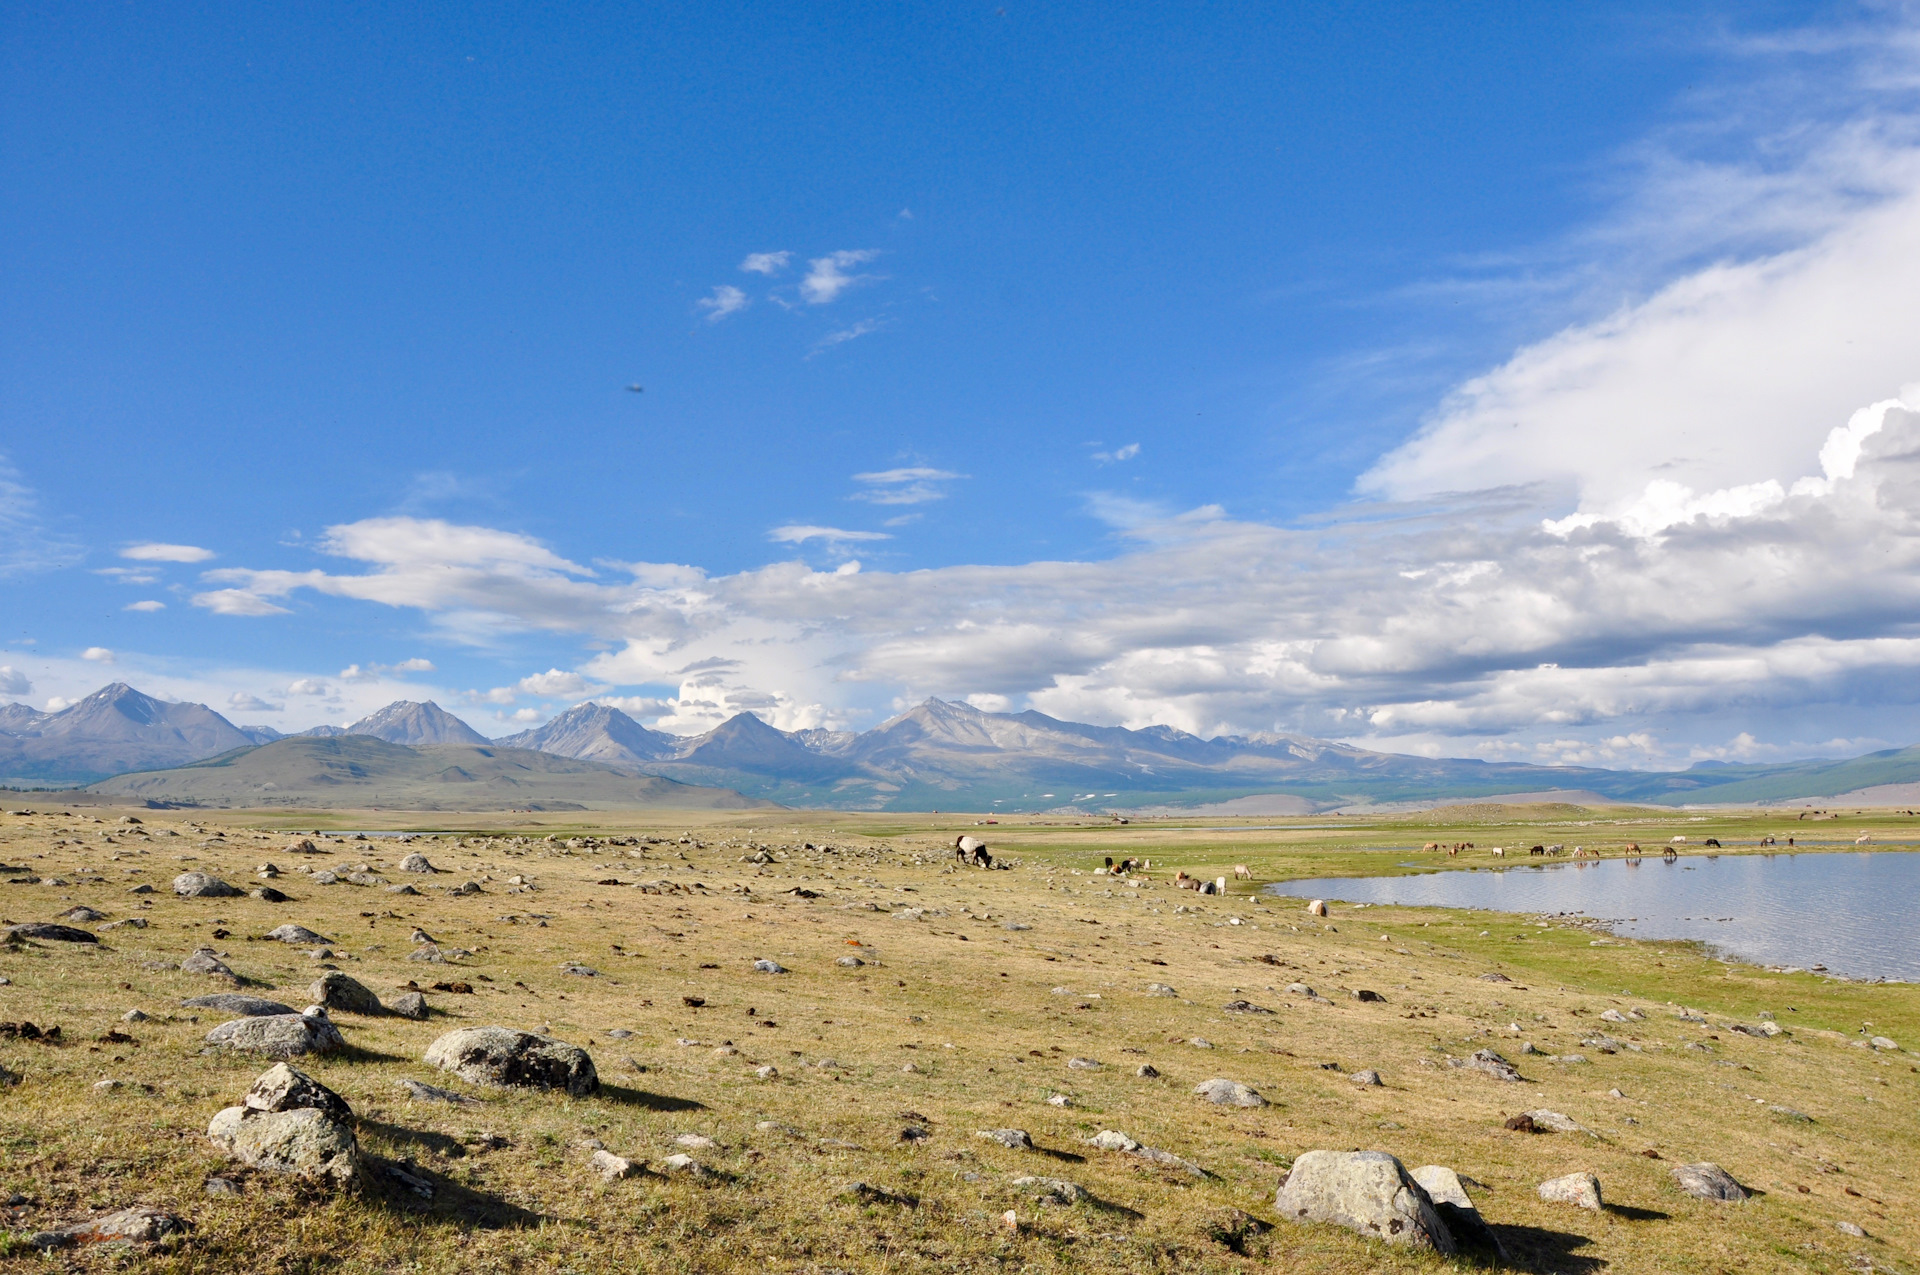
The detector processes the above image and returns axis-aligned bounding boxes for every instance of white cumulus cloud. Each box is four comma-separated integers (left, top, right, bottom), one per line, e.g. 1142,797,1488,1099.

121,542,214,563
697,284,749,321
81,647,114,663
739,251,791,275
124,600,166,612
800,250,879,304
0,666,30,696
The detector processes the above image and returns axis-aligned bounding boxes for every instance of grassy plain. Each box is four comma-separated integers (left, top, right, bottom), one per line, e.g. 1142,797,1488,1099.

0,802,1914,1274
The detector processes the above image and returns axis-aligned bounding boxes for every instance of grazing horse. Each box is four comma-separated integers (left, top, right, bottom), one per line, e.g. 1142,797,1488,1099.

954,835,992,868
1490,847,1505,857
1233,864,1253,880
1529,845,1546,856
1703,838,1722,848
1423,842,1440,852
1624,842,1641,857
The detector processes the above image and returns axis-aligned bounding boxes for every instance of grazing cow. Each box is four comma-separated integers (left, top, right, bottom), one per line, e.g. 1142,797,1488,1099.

1307,899,1328,917
954,835,992,868
1233,864,1253,880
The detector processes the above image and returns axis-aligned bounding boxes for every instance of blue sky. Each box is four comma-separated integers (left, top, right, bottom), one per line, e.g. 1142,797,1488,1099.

8,2,1920,768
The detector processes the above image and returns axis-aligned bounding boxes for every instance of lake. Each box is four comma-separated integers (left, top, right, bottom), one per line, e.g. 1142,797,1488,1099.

1264,850,1920,982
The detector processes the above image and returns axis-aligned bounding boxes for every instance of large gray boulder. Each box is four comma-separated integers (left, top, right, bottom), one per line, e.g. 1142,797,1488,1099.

207,1104,358,1185
423,1026,598,1095
205,1009,345,1059
398,852,436,873
1194,1078,1269,1107
1538,1171,1603,1211
173,871,242,898
1672,1162,1748,1201
182,994,297,1017
266,924,330,945
1412,1165,1506,1259
208,1063,357,1186
308,971,383,1015
1275,1149,1456,1253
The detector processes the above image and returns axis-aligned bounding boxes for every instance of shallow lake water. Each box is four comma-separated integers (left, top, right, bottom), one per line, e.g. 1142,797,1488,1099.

1265,850,1920,982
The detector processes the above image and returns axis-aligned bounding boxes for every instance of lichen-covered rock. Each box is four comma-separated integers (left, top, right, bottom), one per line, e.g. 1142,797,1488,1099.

388,991,430,1020
308,971,383,1015
1451,1048,1523,1082
975,1128,1033,1150
173,872,242,898
244,1062,352,1122
1275,1149,1456,1253
398,852,436,873
266,924,330,945
207,1104,358,1184
1672,1161,1748,1201
1538,1171,1603,1211
1012,1175,1089,1205
205,1009,345,1059
28,1205,190,1249
1194,1078,1269,1107
423,1026,598,1095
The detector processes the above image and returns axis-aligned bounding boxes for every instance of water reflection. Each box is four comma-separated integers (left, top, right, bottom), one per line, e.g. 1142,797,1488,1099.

1265,851,1920,981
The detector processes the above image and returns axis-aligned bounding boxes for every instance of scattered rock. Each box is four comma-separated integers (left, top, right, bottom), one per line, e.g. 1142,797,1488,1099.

423,1026,598,1095
1523,1109,1594,1136
205,1008,346,1059
1222,999,1275,1014
1085,1129,1205,1176
398,853,436,873
659,1153,713,1179
266,924,329,945
1274,1149,1455,1253
1537,1172,1602,1211
1012,1175,1088,1205
251,887,290,903
1451,1048,1523,1082
387,885,420,896
755,1065,779,1079
1410,1165,1505,1259
28,1205,191,1250
1194,1077,1268,1107
173,871,242,898
396,1078,478,1104
1067,1056,1102,1070
93,1078,124,1092
591,1148,641,1179
1135,1063,1160,1078
57,906,106,922
182,994,296,1017
5,922,97,943
837,956,865,966
122,1009,149,1023
1836,1220,1867,1238
128,883,155,895
1478,972,1512,983
246,1060,353,1122
181,948,237,979
976,1128,1034,1150
1672,1161,1748,1201
388,991,430,1020
1350,1069,1383,1087
1351,989,1386,1003
449,881,483,896
308,971,383,1015
202,1177,242,1197
752,959,788,973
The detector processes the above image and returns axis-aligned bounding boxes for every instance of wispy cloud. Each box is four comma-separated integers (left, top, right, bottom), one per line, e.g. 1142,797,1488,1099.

1092,443,1142,464
696,284,749,322
124,600,165,612
800,250,880,304
227,692,283,713
769,524,893,544
0,453,82,577
809,318,883,355
740,251,791,275
849,466,966,505
122,542,214,563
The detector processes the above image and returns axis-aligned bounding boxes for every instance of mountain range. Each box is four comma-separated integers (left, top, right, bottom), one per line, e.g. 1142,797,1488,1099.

10,682,1920,810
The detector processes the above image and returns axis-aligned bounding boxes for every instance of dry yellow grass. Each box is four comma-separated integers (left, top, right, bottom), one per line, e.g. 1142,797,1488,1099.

0,804,1913,1273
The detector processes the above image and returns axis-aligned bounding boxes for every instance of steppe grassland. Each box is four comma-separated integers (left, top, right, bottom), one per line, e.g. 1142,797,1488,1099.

0,804,1911,1273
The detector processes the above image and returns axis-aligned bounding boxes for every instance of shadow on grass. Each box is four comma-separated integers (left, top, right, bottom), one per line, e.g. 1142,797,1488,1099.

1602,1202,1669,1222
1487,1224,1605,1274
332,1043,411,1065
597,1082,706,1112
360,1154,546,1230
1035,1145,1087,1164
360,1119,467,1161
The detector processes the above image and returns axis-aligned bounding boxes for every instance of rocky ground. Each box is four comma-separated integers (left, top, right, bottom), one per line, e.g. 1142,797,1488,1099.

0,806,1913,1273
